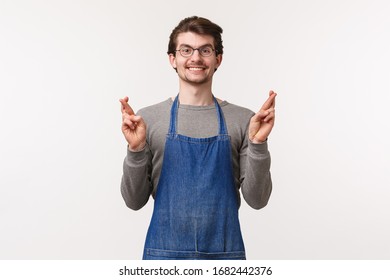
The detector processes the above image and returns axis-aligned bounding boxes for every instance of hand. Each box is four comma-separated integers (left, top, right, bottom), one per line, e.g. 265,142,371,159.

119,96,147,151
248,90,277,143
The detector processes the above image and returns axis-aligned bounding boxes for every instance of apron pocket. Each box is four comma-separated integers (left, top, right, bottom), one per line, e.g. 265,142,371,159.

145,248,245,260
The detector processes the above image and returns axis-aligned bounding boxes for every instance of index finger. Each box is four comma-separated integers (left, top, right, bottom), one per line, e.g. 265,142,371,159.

260,90,277,111
119,97,135,115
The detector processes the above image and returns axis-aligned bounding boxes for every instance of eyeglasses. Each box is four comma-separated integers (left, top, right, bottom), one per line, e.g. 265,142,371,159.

175,46,216,57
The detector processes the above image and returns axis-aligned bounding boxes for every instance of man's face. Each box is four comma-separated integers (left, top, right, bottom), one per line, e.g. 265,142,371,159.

169,32,222,86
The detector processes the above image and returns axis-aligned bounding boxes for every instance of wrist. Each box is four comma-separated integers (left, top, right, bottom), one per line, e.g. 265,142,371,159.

249,137,267,144
128,143,146,152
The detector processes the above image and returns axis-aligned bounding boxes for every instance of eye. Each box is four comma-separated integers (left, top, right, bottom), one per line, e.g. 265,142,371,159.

200,47,213,56
180,47,192,55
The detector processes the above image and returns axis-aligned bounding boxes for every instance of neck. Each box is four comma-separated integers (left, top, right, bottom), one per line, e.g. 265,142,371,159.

178,81,214,106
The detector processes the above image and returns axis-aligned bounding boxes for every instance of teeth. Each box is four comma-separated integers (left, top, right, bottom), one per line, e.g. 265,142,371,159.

189,67,204,71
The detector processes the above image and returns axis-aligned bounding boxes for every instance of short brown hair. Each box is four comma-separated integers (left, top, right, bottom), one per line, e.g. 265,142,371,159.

167,16,223,56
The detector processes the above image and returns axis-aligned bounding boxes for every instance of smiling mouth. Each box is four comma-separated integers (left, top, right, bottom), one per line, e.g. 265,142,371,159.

187,67,205,71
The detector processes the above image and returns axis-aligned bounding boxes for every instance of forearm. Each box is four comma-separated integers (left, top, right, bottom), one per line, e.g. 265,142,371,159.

121,146,152,210
240,141,272,210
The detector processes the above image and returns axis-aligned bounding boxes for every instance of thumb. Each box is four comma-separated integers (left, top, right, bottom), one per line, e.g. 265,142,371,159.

129,115,145,126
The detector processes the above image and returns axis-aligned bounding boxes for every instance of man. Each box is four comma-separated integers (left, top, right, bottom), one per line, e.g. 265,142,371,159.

120,16,276,260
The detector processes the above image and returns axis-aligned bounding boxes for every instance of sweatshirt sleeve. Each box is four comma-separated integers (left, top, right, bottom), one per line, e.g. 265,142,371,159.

120,145,153,210
240,138,272,210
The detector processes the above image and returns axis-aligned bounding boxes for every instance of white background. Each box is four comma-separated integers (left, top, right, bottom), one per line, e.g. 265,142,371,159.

1,0,389,260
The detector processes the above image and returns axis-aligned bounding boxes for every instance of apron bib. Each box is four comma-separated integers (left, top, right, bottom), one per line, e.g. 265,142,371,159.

142,96,245,260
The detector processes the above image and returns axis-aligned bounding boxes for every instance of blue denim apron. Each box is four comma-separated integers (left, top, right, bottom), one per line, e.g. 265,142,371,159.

142,96,246,260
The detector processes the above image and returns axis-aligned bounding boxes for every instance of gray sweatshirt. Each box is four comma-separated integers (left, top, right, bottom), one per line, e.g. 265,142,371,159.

121,98,272,210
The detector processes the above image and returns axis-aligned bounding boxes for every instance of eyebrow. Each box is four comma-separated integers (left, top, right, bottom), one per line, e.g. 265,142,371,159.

178,43,214,49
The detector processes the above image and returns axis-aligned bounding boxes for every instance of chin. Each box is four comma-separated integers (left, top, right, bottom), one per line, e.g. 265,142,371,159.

186,78,210,85
185,74,211,83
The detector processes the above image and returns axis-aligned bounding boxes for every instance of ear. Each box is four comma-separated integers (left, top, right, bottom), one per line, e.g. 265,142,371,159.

169,53,177,69
216,54,222,69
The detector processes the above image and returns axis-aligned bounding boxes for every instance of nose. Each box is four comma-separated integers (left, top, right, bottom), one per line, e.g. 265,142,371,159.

190,49,202,60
